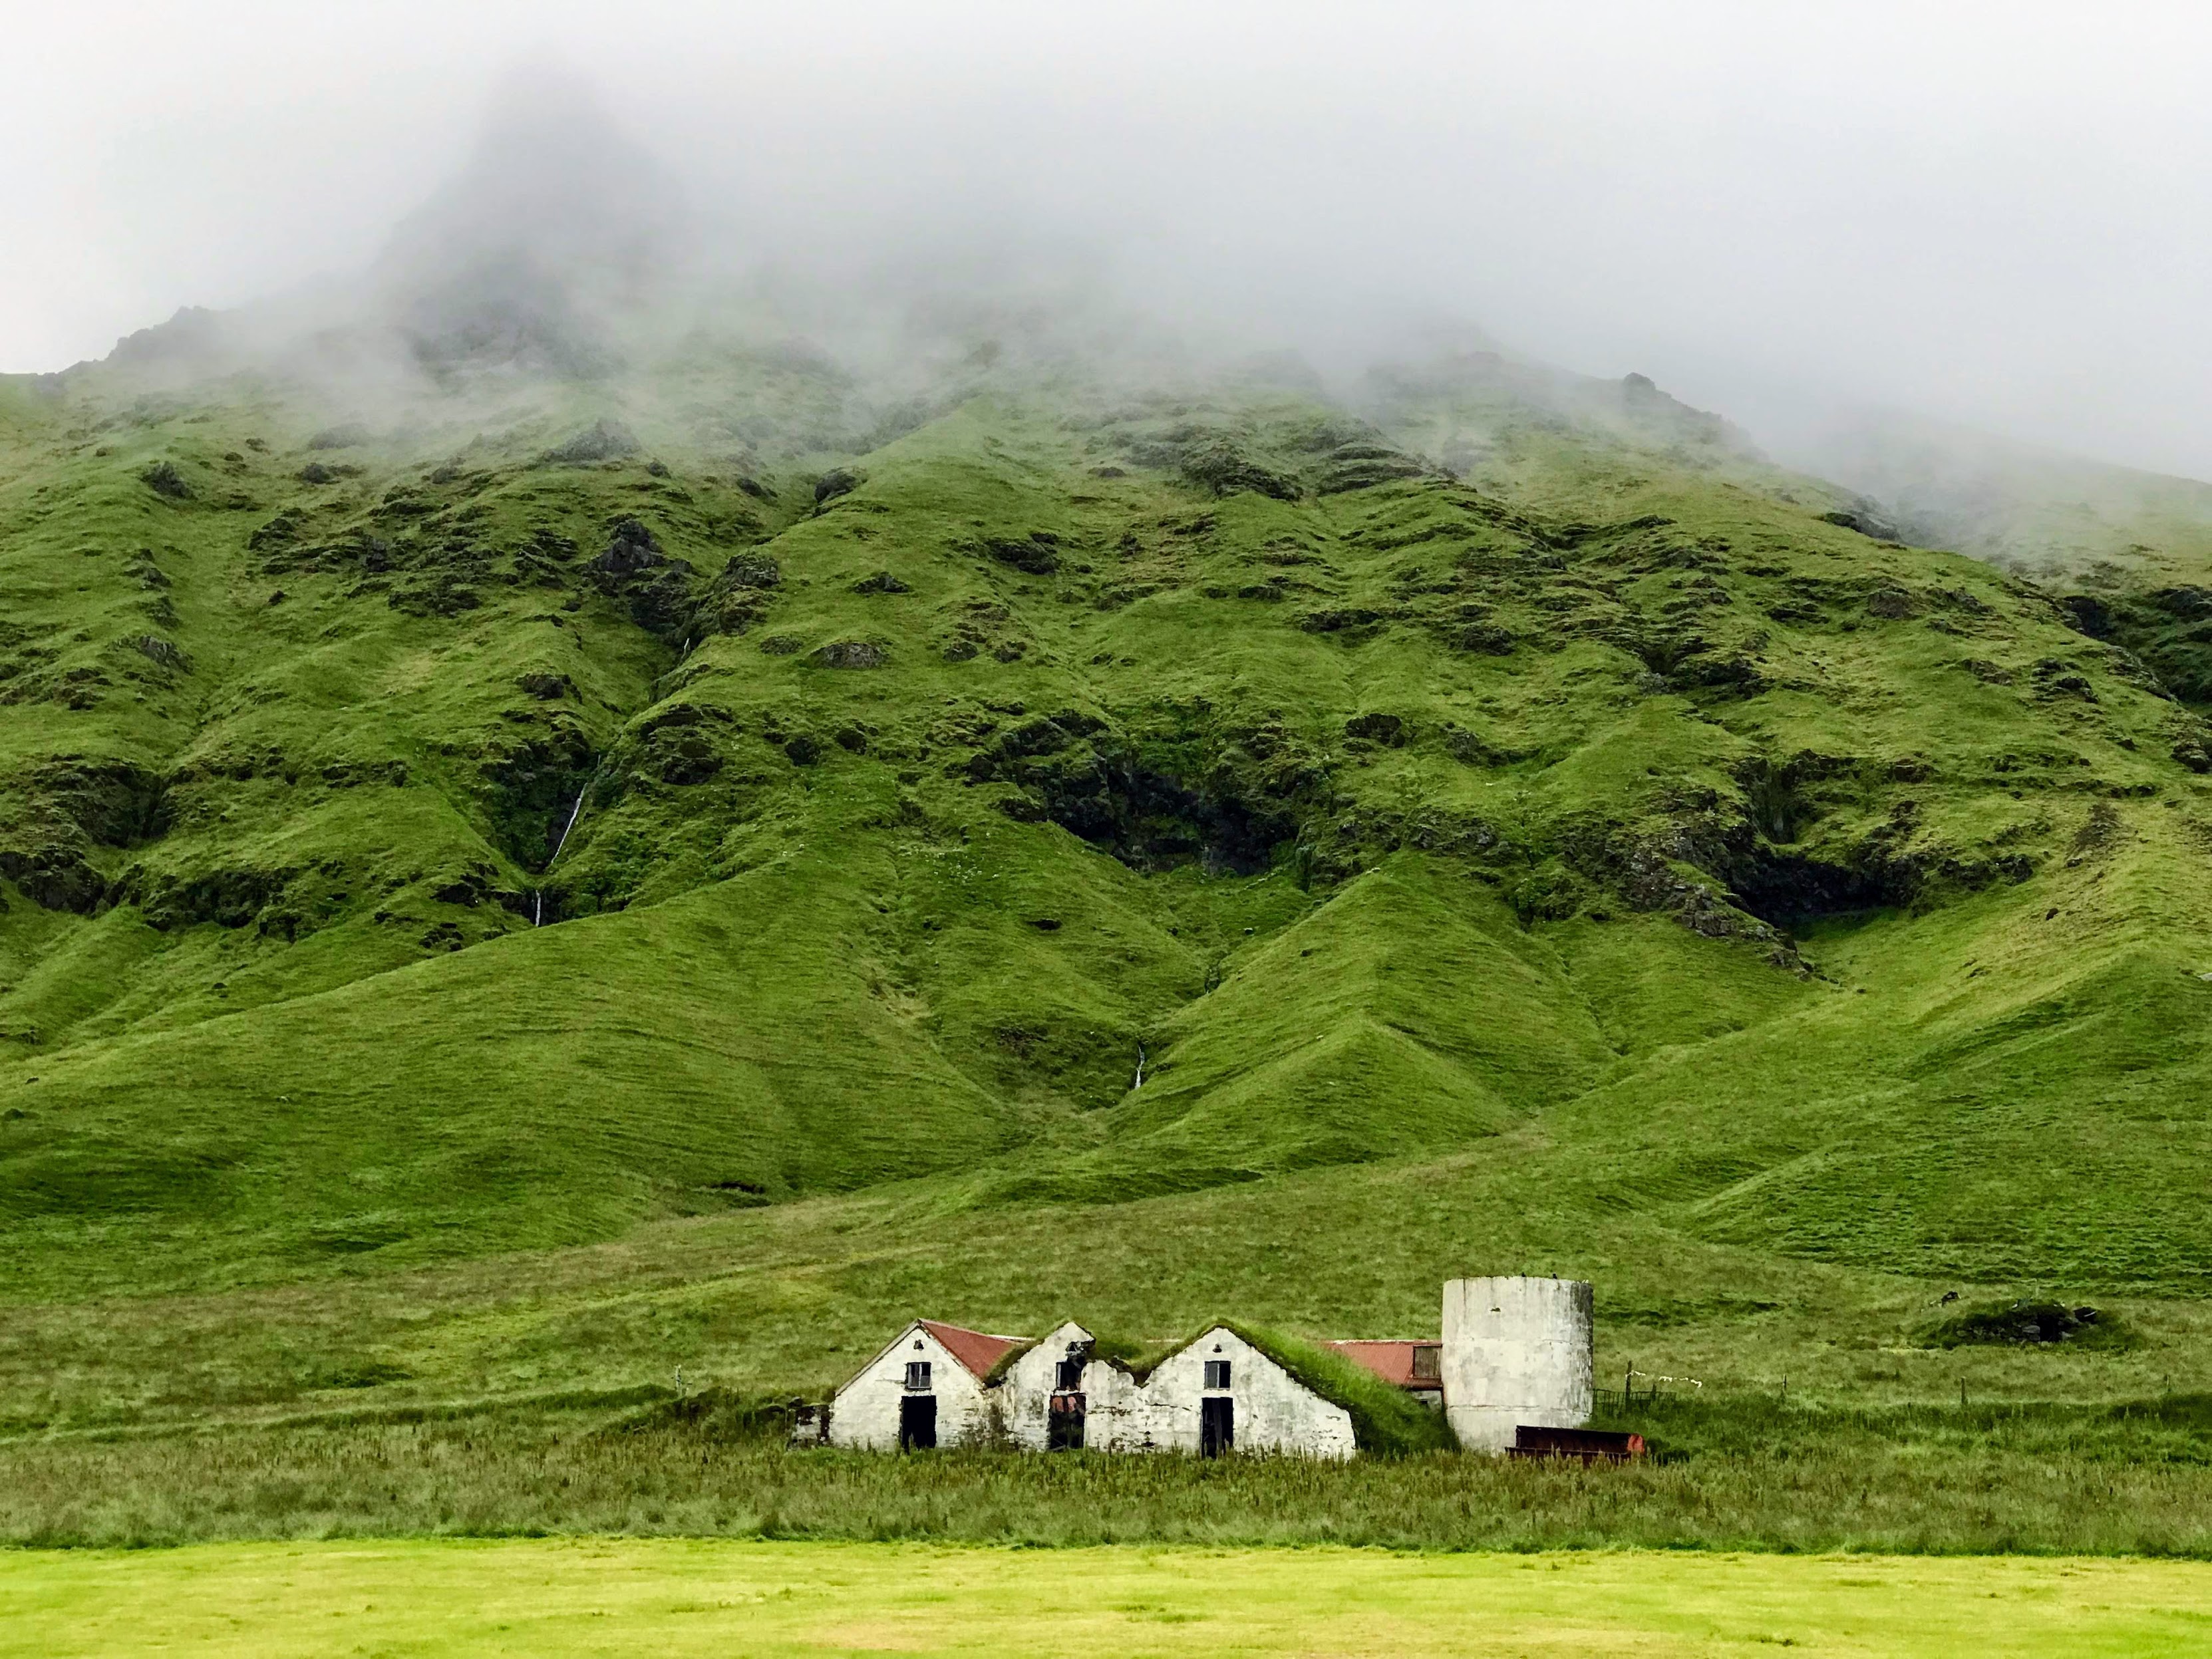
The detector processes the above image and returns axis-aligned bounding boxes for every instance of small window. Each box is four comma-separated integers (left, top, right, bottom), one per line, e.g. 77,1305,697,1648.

1410,1344,1442,1383
1055,1357,1084,1390
904,1360,932,1391
1204,1360,1231,1390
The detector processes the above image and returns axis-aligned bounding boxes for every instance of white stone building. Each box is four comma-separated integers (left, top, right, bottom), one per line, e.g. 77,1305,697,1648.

824,1318,1027,1450
1109,1324,1358,1459
818,1318,1358,1458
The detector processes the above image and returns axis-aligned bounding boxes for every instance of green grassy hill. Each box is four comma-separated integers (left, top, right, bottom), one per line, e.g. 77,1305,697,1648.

5,319,2212,1441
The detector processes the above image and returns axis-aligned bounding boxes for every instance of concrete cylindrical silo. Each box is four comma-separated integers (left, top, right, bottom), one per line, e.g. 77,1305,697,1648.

1440,1276,1593,1453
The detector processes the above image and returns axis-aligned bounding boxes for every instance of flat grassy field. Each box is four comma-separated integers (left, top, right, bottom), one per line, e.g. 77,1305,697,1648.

4,1539,2209,1656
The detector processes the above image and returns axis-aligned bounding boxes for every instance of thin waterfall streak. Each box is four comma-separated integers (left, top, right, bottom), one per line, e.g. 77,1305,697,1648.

534,770,598,927
548,777,592,865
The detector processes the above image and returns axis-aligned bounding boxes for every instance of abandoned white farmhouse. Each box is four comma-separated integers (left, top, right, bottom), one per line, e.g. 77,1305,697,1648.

806,1275,1593,1458
819,1317,1360,1457
821,1318,1023,1452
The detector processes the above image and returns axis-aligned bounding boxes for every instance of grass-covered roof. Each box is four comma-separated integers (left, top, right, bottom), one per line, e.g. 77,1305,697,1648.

1118,1320,1455,1457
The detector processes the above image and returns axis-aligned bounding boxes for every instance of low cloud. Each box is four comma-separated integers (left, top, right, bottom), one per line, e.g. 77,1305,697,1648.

8,2,2211,479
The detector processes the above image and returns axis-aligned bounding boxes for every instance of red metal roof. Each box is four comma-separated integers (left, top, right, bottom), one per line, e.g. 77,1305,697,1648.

1326,1340,1443,1390
917,1320,1027,1380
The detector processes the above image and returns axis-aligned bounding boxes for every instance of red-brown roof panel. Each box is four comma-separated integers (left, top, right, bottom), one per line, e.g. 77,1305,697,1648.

919,1319,1027,1380
1326,1339,1442,1389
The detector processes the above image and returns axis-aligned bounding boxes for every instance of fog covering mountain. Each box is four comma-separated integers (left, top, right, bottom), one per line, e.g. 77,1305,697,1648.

6,73,2212,1430
372,75,690,382
1798,410,2212,585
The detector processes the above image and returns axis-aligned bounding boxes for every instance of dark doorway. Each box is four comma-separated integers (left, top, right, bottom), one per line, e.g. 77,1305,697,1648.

1200,1396,1234,1457
898,1394,937,1451
1048,1392,1086,1451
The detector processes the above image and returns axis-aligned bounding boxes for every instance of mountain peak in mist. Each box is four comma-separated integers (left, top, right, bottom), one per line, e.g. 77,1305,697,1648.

373,68,687,379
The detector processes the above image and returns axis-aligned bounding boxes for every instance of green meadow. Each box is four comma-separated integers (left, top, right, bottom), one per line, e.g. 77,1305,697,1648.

5,1539,2210,1657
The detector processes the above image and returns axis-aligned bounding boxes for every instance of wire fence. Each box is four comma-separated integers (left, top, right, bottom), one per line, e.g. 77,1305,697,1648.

1592,1374,1703,1414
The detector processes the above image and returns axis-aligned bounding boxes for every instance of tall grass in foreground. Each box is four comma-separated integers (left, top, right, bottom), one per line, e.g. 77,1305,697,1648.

8,1392,2212,1554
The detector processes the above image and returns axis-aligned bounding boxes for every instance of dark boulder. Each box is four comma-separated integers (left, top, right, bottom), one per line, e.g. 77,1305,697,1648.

2057,595,2114,638
718,553,781,589
130,635,190,673
0,845,105,913
249,514,300,551
593,518,666,577
1922,1299,2126,1350
699,553,782,637
584,520,694,640
140,461,191,500
1299,608,1383,634
985,535,1059,575
1344,712,1408,747
1817,503,1905,541
1172,434,1301,500
1451,622,1515,654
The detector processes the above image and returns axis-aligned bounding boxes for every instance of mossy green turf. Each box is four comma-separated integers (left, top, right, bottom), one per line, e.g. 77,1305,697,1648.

3,341,2212,1447
3,1539,2209,1657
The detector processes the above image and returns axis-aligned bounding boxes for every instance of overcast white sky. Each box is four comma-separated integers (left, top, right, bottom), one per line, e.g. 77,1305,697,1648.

7,1,2211,477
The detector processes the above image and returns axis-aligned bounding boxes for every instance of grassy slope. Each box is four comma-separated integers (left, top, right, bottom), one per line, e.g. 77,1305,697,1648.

2,344,2211,1449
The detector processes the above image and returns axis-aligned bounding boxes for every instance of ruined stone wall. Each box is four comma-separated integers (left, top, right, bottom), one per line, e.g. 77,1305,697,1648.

1440,1276,1593,1452
997,1320,1094,1449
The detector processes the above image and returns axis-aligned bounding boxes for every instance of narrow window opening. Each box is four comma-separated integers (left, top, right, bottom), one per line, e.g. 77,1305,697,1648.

904,1360,932,1391
1203,1360,1231,1390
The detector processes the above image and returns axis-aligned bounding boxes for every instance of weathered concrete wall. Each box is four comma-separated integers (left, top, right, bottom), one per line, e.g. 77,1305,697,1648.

997,1320,1093,1450
1440,1276,1593,1452
828,1322,997,1449
1086,1326,1356,1459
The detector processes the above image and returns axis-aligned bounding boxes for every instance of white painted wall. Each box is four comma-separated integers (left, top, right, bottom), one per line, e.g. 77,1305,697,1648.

1087,1326,1356,1460
826,1321,998,1450
1440,1276,1593,1452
